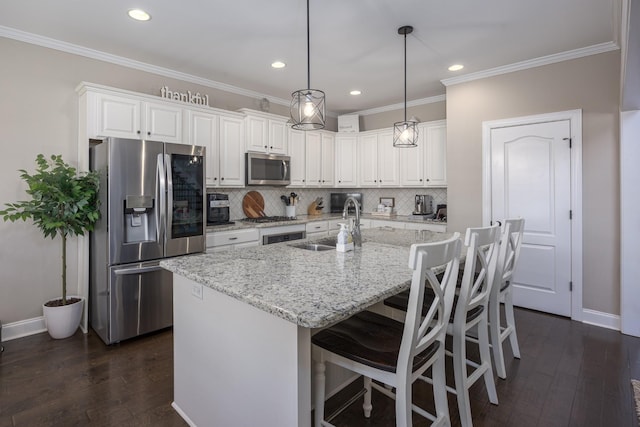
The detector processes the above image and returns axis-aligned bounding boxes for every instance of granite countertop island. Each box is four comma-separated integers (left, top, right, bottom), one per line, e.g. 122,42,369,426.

161,228,454,328
162,227,456,427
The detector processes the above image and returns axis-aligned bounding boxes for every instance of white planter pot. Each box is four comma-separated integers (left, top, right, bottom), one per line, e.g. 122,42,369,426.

42,296,84,339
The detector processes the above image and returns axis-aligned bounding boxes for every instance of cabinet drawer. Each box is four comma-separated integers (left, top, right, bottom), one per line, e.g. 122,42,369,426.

207,228,259,247
306,221,329,234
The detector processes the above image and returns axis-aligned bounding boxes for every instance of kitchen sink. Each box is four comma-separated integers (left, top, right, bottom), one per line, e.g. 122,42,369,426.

290,243,335,252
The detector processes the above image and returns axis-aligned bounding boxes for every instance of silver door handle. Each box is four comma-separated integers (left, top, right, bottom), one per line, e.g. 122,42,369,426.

114,265,163,276
165,153,173,238
282,160,288,180
157,154,166,244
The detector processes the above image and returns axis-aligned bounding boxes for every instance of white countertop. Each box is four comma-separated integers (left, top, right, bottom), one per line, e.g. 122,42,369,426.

161,228,455,328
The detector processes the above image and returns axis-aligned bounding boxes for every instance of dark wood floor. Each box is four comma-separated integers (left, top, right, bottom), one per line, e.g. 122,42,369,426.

1,308,639,426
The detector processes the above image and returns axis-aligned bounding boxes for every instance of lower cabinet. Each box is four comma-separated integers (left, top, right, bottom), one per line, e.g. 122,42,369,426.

206,228,260,252
306,221,329,238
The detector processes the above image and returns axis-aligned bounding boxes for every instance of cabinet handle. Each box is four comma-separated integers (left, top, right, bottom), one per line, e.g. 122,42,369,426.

302,179,305,182
147,131,151,136
264,145,268,148
214,177,217,181
420,178,423,182
338,180,341,183
137,130,141,135
426,178,430,182
318,180,321,183
270,146,273,149
221,177,225,181
228,237,238,241
322,180,325,183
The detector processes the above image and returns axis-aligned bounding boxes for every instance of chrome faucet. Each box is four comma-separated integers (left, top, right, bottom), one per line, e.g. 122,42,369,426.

342,196,362,247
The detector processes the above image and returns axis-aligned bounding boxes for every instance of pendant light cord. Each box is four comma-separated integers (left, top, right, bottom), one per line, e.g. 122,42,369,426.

403,30,407,123
306,0,311,90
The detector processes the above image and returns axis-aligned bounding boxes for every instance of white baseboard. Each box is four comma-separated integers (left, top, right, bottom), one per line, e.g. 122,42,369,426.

1,317,47,342
172,402,197,427
582,308,621,331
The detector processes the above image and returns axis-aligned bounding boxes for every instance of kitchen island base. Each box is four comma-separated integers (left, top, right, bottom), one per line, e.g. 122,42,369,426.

172,274,311,427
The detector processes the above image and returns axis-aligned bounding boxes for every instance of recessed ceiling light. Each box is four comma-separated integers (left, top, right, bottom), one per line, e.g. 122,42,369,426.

128,9,151,21
448,64,464,71
271,61,286,69
350,90,362,96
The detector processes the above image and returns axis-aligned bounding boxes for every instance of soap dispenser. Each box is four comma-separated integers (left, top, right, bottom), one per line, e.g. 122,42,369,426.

336,222,354,252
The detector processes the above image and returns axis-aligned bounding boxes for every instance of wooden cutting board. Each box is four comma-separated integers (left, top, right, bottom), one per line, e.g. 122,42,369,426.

242,191,266,218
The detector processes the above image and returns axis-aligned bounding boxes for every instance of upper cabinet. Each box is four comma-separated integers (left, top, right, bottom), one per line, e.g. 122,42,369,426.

358,129,400,187
335,134,358,187
305,130,335,187
288,128,306,187
217,114,245,187
90,92,182,143
240,109,288,155
399,120,447,187
184,110,245,188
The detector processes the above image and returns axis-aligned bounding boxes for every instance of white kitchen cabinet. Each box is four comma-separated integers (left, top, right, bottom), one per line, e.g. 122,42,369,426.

186,110,244,188
186,110,218,186
320,132,335,187
400,120,447,187
288,128,306,186
306,220,329,237
218,114,245,187
305,131,334,187
424,121,447,187
358,130,399,187
241,109,288,155
377,130,400,186
206,228,259,252
335,134,358,187
91,92,182,142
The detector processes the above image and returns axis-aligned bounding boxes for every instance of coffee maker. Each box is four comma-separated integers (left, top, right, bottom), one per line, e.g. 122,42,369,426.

413,195,434,215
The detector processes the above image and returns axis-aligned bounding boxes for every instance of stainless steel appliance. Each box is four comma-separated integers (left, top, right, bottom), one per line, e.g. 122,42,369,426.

90,137,206,344
245,152,291,186
330,192,363,213
413,194,434,215
207,193,233,226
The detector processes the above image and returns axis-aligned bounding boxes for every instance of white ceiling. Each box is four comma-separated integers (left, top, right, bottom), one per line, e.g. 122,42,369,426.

0,0,619,115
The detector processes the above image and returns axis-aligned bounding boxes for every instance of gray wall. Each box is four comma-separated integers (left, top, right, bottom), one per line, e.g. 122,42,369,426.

358,101,446,131
446,50,621,315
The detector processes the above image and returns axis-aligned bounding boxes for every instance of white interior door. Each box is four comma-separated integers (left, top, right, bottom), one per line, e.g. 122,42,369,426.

490,120,572,316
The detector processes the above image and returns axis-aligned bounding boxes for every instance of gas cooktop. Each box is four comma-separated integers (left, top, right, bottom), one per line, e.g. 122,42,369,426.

242,216,296,224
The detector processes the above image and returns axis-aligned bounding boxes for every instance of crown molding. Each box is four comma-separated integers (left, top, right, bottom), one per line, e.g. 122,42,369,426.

350,94,446,116
0,25,297,110
441,41,620,87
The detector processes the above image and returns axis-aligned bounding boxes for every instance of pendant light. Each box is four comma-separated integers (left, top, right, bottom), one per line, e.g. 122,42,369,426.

393,25,418,148
290,0,325,130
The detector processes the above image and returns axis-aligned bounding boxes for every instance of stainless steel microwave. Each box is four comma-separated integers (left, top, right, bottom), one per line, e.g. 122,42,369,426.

245,152,291,186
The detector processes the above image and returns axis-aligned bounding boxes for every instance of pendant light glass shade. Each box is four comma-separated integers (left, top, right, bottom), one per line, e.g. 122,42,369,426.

291,89,325,130
290,0,325,130
393,25,418,148
393,120,419,147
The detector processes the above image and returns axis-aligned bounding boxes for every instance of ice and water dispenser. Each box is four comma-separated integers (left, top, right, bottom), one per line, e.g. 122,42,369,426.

124,195,156,243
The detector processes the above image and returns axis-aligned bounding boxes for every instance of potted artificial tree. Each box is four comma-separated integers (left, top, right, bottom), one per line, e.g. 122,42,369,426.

0,154,100,339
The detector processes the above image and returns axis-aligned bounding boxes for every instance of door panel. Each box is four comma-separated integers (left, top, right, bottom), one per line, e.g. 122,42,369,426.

109,262,173,343
491,120,572,316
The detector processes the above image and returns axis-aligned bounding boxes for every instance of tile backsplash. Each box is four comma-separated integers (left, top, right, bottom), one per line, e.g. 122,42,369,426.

209,186,447,220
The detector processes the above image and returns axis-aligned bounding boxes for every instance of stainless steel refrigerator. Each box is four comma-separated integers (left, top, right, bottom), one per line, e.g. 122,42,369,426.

90,137,205,344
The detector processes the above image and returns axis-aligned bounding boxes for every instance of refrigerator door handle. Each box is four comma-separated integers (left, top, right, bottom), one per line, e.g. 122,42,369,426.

165,154,173,238
157,153,166,244
113,265,164,276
